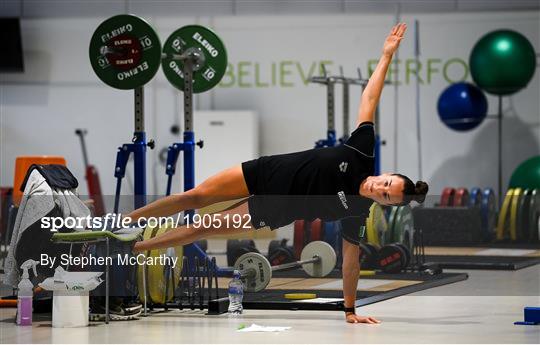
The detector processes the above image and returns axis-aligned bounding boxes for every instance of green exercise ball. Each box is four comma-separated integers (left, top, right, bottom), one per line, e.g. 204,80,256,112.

469,29,537,95
509,156,540,190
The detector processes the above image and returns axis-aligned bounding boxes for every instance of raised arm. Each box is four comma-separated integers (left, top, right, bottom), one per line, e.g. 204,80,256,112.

356,23,407,125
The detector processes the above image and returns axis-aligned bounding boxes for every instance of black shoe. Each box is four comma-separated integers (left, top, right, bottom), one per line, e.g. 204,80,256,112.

90,300,141,321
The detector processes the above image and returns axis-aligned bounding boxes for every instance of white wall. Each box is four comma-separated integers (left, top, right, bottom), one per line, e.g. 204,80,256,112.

1,12,539,204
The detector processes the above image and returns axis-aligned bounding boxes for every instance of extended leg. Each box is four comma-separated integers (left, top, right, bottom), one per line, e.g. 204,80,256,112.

125,165,250,222
133,201,254,252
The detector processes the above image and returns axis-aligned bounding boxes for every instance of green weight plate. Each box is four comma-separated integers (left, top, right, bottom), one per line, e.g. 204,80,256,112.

387,206,399,244
89,15,161,90
529,189,540,242
394,205,414,253
162,25,228,93
517,189,531,241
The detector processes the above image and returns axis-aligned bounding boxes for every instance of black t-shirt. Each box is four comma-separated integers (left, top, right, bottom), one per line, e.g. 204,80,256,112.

244,122,376,234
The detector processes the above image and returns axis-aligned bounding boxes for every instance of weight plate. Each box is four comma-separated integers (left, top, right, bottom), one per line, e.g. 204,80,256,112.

359,242,380,269
517,189,531,241
268,246,295,266
162,25,228,93
89,15,161,89
226,239,239,266
395,243,411,268
234,252,272,292
509,188,523,241
387,206,399,244
301,241,336,277
137,224,157,303
139,222,183,304
293,220,306,260
366,203,387,246
453,188,469,207
393,205,415,253
359,270,376,276
470,187,482,208
268,239,283,258
284,293,317,300
481,188,497,241
440,187,455,207
378,244,406,274
323,221,339,250
528,189,540,241
496,189,514,240
310,219,323,241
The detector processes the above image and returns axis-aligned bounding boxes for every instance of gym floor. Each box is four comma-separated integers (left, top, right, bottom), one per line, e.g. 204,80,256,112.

1,239,538,344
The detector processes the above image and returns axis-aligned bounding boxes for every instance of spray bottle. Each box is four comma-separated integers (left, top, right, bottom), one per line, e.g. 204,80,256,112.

17,259,39,326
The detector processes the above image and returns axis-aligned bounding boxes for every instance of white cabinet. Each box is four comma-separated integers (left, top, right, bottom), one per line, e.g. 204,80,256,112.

195,111,259,184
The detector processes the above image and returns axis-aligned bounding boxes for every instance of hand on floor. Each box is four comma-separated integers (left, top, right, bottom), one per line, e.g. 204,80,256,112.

345,314,381,324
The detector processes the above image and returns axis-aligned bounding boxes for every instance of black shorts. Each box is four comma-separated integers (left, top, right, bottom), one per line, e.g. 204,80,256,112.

241,159,260,195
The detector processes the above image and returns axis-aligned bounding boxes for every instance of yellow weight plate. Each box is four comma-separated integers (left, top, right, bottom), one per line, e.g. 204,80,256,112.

137,225,158,303
509,188,522,241
359,270,376,276
284,293,317,300
137,222,183,304
496,189,513,240
366,203,388,246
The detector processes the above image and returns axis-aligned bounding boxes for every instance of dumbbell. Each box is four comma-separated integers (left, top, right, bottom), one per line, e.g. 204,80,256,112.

267,239,295,265
234,241,336,292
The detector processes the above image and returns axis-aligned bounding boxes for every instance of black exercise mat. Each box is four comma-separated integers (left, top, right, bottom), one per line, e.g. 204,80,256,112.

427,243,540,249
425,255,540,270
213,272,467,312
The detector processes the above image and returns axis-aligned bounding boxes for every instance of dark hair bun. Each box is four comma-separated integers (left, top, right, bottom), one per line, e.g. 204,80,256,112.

413,181,429,203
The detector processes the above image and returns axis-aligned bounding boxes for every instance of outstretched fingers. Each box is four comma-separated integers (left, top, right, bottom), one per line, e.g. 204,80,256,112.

396,23,407,37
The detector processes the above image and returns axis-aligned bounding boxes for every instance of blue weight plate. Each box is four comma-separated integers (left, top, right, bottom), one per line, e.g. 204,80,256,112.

323,221,339,249
481,188,497,241
469,187,482,208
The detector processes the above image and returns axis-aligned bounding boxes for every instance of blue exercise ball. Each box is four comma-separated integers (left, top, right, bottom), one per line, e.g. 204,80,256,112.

437,82,488,131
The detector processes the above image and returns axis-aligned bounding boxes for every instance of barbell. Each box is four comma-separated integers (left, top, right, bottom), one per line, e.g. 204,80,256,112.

234,241,337,292
89,14,227,92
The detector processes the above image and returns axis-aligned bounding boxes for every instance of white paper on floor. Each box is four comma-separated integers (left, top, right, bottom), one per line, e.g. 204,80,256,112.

475,248,537,257
237,324,291,332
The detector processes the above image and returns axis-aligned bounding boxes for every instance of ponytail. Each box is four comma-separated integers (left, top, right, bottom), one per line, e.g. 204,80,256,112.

392,174,429,205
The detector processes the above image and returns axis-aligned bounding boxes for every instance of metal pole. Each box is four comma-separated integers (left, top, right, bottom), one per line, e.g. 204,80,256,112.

414,19,423,180
498,95,503,205
134,87,144,132
271,256,320,271
133,86,147,209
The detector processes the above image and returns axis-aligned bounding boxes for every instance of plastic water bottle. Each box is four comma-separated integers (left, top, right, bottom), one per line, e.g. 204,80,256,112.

228,270,244,315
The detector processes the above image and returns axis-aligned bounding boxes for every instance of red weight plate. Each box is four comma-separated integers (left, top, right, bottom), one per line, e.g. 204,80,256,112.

453,188,470,207
310,218,323,241
106,34,143,70
440,187,455,207
293,220,306,260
